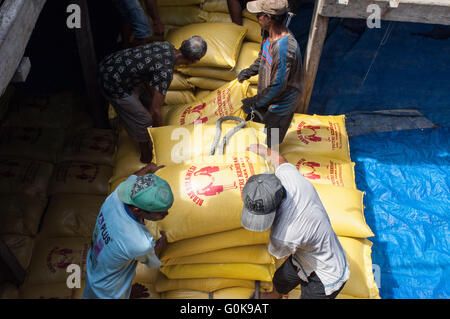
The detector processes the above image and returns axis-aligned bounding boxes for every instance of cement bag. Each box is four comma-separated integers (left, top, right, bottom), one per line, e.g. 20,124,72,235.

154,153,270,242
169,72,194,90
109,177,127,195
160,228,270,261
243,9,258,22
195,90,212,100
40,194,105,238
58,129,117,166
0,282,19,299
248,85,258,97
0,194,47,236
162,289,208,299
19,283,74,299
0,234,35,270
148,121,266,165
166,23,247,69
198,12,262,42
128,282,161,299
157,6,206,26
155,273,272,293
202,0,228,12
188,77,228,91
235,42,261,84
313,183,374,238
48,161,112,196
339,237,380,299
0,127,65,163
134,263,160,284
0,157,54,196
3,92,94,130
165,90,196,105
283,152,356,189
110,129,145,186
27,237,90,285
176,66,235,81
213,287,255,299
161,263,275,281
163,245,273,266
280,114,351,162
163,79,249,126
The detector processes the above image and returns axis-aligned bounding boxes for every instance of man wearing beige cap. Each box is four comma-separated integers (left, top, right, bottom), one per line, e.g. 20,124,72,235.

238,0,303,148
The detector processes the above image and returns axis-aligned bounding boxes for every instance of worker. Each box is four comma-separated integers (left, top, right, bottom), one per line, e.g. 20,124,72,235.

98,36,207,163
237,0,303,148
113,0,164,48
83,163,173,299
241,144,350,299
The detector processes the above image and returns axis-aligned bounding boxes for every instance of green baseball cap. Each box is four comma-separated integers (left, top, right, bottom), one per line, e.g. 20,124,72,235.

117,174,174,212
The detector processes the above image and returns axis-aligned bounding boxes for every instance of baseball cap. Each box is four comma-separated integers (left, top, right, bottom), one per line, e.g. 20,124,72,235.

241,173,286,232
247,0,289,16
117,174,174,212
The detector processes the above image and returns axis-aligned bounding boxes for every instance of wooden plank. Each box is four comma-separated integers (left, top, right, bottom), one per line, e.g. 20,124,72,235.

0,0,47,96
0,238,26,285
296,0,329,114
73,0,109,129
319,0,450,25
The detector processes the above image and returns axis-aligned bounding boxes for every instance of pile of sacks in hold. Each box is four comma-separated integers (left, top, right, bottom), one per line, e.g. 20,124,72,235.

106,0,382,300
0,91,118,299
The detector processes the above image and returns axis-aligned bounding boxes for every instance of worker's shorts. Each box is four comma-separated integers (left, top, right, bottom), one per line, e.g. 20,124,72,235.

273,256,346,299
113,0,152,39
104,86,153,143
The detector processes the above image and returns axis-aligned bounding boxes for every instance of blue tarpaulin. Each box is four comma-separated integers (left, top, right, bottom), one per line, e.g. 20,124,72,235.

349,127,450,299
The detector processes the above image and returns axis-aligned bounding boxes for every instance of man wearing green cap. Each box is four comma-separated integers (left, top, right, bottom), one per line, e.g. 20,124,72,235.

83,163,173,299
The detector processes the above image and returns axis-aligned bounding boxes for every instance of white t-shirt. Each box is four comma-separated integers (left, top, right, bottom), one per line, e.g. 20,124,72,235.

83,175,161,299
269,163,350,295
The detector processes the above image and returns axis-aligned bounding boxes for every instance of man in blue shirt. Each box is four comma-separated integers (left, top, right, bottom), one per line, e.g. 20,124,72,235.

83,163,174,299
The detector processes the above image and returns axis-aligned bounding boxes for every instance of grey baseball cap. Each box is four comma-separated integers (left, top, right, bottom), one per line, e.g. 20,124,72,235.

241,173,286,232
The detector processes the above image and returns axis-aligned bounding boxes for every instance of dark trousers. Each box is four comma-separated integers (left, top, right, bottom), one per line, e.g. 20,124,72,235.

263,111,295,148
273,256,346,299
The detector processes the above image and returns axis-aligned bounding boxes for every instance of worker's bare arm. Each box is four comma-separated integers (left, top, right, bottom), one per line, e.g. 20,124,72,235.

246,144,288,169
134,163,165,176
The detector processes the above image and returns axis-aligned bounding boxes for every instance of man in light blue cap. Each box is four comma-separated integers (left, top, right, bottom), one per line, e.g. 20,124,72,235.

83,163,173,299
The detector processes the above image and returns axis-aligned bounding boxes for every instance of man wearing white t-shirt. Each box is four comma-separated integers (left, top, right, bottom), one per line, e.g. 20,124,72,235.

241,144,350,299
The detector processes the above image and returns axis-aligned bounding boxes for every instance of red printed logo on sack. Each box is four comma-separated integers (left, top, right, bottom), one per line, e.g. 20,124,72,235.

56,162,99,183
46,244,89,274
180,103,208,125
296,122,323,144
296,158,321,181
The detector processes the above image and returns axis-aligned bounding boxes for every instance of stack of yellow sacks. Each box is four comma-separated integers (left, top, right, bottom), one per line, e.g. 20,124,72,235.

139,0,261,107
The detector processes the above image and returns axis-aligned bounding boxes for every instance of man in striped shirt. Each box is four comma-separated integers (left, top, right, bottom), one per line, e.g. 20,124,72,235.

238,0,303,148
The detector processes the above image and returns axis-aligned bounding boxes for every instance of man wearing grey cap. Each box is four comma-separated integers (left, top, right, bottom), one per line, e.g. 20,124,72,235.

241,144,350,299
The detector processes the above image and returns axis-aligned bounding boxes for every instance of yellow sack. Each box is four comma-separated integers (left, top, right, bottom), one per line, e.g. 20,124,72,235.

235,42,260,84
134,263,160,284
169,72,194,90
165,90,196,105
59,128,117,166
162,289,208,299
195,90,212,100
188,77,228,91
27,236,90,285
0,283,19,299
0,234,35,270
155,273,272,293
0,157,54,196
155,6,206,26
213,287,255,299
148,121,265,166
163,245,273,265
202,0,228,12
243,9,258,21
163,79,249,126
48,161,112,196
158,0,203,6
248,85,258,97
0,127,65,163
283,152,356,189
161,263,275,281
40,194,105,238
160,228,270,261
110,129,145,186
166,23,247,69
155,153,270,242
0,194,47,236
280,114,351,162
176,65,236,81
110,176,127,195
339,237,380,299
19,283,75,299
313,183,374,238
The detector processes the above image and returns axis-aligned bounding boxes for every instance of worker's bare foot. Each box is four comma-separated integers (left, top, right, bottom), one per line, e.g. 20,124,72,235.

139,141,153,163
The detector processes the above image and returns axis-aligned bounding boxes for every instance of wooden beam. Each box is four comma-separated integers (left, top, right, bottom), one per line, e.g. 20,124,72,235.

296,0,329,114
0,0,47,96
320,0,450,25
73,0,110,129
0,238,26,286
